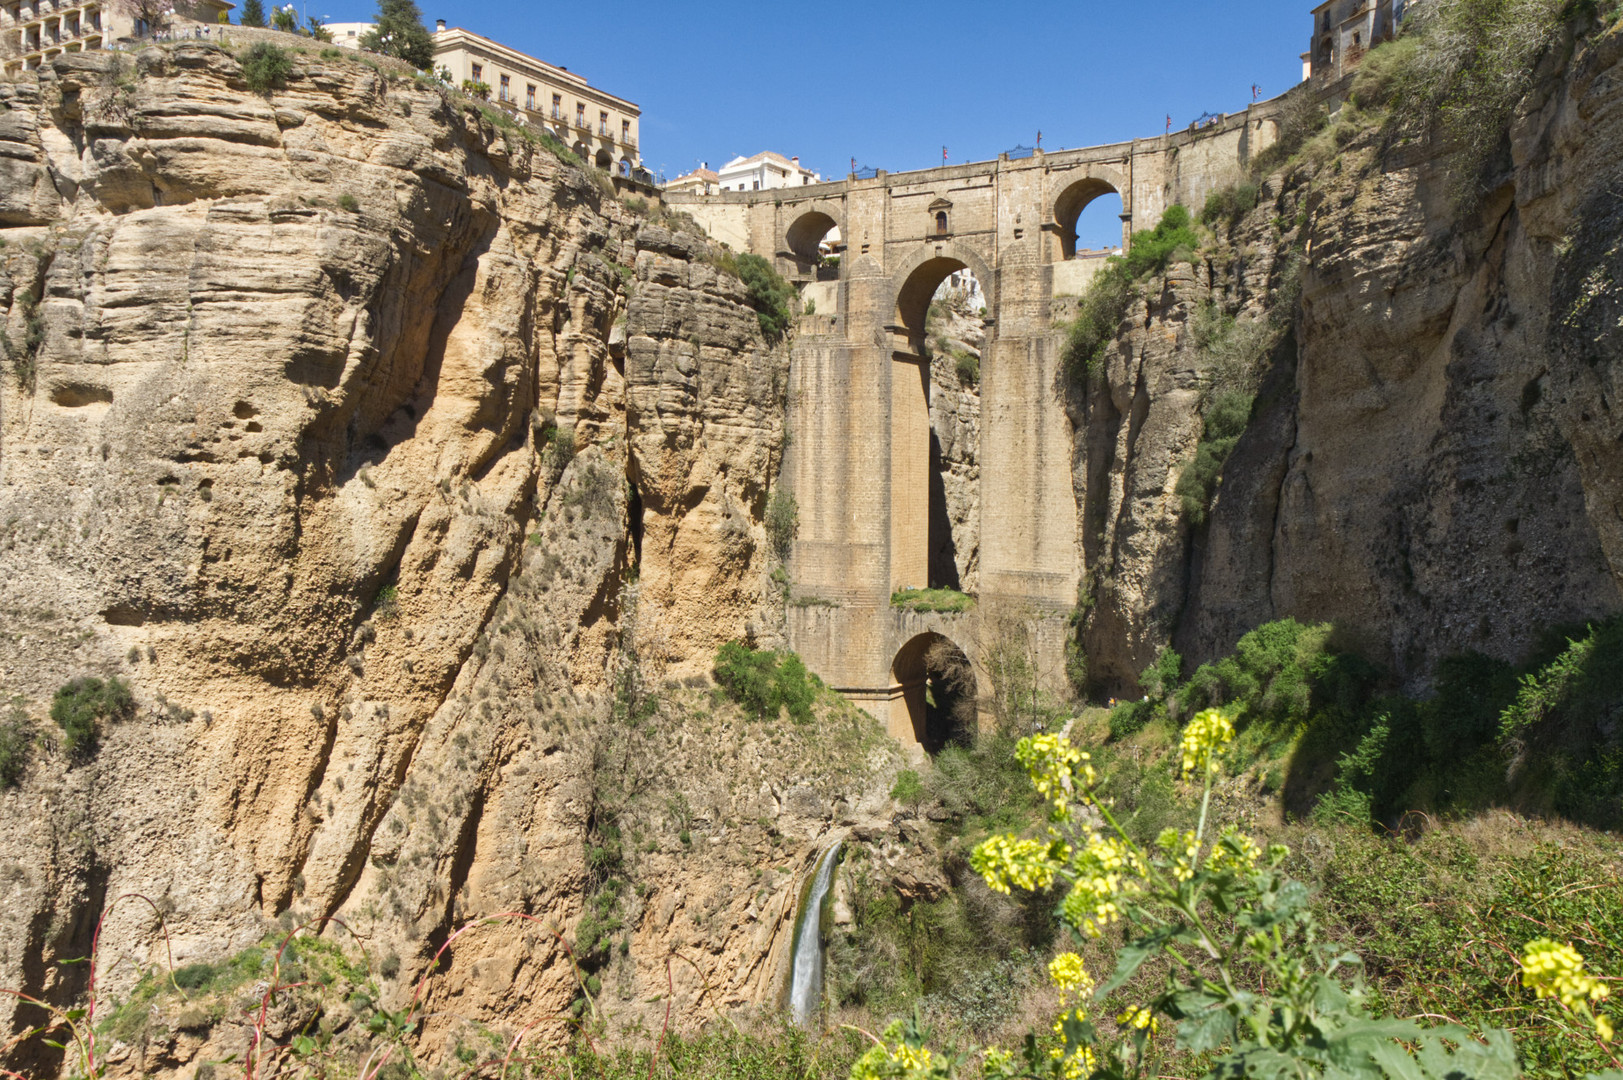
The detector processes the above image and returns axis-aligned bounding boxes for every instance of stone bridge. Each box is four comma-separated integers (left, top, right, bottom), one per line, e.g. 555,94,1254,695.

666,101,1284,750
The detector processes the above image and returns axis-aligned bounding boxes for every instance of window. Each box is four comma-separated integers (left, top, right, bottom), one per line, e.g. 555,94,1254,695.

753,180,760,190
599,110,608,134
498,73,509,101
525,84,535,110
621,118,630,142
576,102,585,127
552,93,562,119
935,211,949,235
470,62,482,83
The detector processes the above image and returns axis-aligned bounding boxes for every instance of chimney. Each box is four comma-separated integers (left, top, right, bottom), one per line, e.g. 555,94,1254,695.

434,18,444,30
792,156,800,166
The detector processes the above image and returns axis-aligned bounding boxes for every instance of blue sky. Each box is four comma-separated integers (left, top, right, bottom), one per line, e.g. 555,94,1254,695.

306,0,1312,246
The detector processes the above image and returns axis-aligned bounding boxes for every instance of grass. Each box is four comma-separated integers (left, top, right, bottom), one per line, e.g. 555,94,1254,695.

890,587,975,614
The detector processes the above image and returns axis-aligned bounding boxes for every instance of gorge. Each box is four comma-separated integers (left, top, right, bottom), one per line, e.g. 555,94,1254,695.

0,7,1620,1078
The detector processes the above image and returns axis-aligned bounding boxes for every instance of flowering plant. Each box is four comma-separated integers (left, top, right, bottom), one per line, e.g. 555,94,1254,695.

859,708,1623,1080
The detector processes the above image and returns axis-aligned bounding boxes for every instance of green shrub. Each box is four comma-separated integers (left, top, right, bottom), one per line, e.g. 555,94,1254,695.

50,676,134,758
731,253,797,342
0,705,30,786
954,351,979,385
1175,389,1252,524
239,42,293,93
336,193,359,212
238,0,266,26
171,962,220,991
544,425,575,475
1107,698,1155,740
764,489,797,562
1062,206,1198,378
1199,181,1260,230
712,643,817,724
889,769,924,813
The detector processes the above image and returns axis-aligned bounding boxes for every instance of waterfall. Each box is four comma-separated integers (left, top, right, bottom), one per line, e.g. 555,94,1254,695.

787,840,843,1028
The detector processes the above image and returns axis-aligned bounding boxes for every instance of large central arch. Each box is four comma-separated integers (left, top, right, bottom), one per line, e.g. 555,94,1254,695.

890,241,996,348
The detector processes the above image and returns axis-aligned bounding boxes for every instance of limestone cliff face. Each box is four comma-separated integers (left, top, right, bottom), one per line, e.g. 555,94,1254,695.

0,44,869,1075
1075,24,1623,691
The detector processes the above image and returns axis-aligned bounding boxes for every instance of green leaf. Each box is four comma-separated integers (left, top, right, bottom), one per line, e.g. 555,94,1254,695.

1177,1002,1237,1057
1097,925,1179,997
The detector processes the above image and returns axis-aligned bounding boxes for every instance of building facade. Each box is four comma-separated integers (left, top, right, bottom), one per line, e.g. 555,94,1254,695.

1303,0,1409,81
716,151,820,193
323,20,371,48
2,0,231,74
665,165,720,196
431,25,640,172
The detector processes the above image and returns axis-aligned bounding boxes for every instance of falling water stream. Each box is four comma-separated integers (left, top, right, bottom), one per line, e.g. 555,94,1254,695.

787,841,843,1027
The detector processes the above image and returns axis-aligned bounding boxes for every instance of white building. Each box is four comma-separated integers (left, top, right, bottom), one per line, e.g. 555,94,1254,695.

716,151,819,193
322,19,371,47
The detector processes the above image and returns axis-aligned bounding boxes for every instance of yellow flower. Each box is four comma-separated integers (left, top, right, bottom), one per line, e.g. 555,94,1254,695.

1060,873,1124,937
1521,938,1615,1042
1206,826,1263,874
1157,827,1200,882
1522,938,1610,1007
1179,707,1236,778
1048,952,1094,994
970,834,1064,895
1015,732,1097,820
1117,1005,1159,1034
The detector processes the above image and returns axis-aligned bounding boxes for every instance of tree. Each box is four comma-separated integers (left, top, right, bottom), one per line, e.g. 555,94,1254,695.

307,14,333,40
238,0,265,26
269,2,297,32
359,0,433,70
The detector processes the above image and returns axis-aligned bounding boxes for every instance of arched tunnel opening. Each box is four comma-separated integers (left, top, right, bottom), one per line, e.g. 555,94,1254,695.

892,632,977,753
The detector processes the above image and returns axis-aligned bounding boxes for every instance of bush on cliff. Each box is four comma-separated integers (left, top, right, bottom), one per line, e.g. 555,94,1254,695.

0,702,30,786
1062,205,1199,377
733,253,797,343
239,42,293,93
712,642,817,724
50,676,134,758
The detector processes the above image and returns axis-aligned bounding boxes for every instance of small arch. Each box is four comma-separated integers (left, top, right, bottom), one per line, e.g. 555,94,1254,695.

618,158,632,177
572,140,589,161
594,147,613,169
1053,176,1124,260
785,210,839,263
891,632,977,752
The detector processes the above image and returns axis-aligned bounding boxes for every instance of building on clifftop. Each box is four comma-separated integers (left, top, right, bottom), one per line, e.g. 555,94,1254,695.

2,0,233,74
430,22,641,174
1303,0,1411,82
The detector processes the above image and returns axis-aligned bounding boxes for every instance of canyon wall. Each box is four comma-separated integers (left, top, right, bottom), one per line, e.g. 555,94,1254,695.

0,44,904,1075
1073,24,1623,691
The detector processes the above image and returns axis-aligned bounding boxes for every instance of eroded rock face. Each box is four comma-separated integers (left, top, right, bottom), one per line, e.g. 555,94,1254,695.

926,296,983,592
1073,25,1623,691
0,45,858,1075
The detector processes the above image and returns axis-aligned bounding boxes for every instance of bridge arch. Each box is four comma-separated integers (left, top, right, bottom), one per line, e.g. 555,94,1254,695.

782,203,845,277
891,240,996,346
891,631,977,752
1052,171,1127,261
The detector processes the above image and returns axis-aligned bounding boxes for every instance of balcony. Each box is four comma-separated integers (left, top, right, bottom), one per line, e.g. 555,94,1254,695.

620,135,637,150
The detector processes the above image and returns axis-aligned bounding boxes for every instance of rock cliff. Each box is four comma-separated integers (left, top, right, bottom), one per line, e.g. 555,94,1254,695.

1073,23,1623,691
0,44,888,1075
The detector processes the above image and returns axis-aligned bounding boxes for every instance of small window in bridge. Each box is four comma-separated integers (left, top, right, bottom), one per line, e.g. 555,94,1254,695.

935,211,949,236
